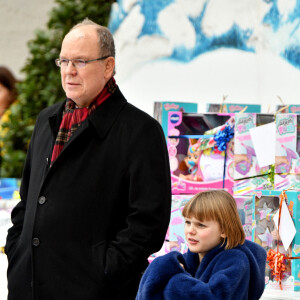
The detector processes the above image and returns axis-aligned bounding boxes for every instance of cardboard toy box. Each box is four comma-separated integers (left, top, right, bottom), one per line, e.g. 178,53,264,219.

275,114,300,190
234,113,274,195
276,105,300,114
207,103,261,113
154,102,198,140
149,195,193,261
169,194,194,253
235,196,253,240
252,190,300,291
168,111,234,194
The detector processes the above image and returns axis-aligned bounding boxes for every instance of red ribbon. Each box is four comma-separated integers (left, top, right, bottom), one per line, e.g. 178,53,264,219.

266,190,300,290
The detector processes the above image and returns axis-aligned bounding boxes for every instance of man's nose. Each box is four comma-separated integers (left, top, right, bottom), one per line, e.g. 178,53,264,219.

65,61,77,75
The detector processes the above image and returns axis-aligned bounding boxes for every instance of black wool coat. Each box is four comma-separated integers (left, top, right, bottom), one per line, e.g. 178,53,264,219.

5,87,171,300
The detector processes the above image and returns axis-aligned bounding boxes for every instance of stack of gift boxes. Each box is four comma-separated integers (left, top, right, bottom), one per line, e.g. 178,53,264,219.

151,104,258,260
252,190,300,291
151,102,238,259
150,102,198,261
234,112,300,291
153,102,300,292
167,111,237,253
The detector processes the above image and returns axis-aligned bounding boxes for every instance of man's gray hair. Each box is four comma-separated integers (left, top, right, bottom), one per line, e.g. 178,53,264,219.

70,18,115,58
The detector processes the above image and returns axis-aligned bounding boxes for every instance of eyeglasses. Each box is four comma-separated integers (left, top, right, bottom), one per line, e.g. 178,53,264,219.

55,55,110,69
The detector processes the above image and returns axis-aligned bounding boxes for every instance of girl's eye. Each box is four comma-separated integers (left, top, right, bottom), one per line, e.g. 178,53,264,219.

185,220,191,225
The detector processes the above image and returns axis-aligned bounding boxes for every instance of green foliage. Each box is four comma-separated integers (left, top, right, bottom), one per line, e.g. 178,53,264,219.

0,0,114,177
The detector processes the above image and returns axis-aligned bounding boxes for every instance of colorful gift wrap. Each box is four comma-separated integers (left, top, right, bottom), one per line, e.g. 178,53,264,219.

207,103,261,113
252,190,300,291
168,111,234,194
275,114,300,190
153,101,198,140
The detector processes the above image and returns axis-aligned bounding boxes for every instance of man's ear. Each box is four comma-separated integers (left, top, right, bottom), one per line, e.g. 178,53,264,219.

104,57,115,78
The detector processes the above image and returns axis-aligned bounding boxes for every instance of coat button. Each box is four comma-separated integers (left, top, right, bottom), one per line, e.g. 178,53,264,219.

32,238,40,247
38,196,46,205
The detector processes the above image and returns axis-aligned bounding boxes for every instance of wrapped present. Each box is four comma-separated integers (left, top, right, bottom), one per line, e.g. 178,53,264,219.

252,190,300,291
168,111,234,194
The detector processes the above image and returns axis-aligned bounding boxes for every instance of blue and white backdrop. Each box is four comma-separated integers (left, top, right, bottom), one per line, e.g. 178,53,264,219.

109,0,300,115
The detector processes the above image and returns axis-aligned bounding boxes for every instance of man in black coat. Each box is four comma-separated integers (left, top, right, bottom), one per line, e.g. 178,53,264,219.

5,19,171,300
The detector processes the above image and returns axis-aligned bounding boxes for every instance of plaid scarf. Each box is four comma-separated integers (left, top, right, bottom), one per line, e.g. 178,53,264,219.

50,77,116,165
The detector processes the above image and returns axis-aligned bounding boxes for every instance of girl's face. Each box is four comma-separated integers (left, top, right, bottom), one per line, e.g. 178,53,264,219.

184,216,226,261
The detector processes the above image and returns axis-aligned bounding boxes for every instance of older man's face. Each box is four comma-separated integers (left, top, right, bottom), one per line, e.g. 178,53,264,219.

60,26,112,107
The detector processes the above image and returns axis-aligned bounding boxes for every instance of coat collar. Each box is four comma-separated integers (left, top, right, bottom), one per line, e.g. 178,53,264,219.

88,86,127,139
48,101,65,138
184,243,225,278
47,86,127,139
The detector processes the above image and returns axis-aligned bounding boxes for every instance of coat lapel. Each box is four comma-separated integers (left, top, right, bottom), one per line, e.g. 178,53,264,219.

46,87,127,169
88,87,127,139
48,108,63,138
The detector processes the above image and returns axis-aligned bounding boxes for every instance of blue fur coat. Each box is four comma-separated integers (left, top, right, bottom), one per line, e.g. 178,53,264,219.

136,240,266,300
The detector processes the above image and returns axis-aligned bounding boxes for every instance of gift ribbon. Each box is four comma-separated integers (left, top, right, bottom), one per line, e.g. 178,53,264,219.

213,123,234,152
234,165,274,189
266,190,300,290
168,135,214,139
212,123,234,188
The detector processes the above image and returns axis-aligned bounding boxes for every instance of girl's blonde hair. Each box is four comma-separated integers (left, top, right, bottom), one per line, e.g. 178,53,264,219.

182,190,245,250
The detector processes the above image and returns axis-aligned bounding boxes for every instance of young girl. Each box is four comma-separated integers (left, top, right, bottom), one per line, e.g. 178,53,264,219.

136,190,266,300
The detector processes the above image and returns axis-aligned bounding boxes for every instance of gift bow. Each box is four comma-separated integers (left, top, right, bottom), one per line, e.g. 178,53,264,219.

267,249,286,285
266,190,300,290
213,123,234,151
